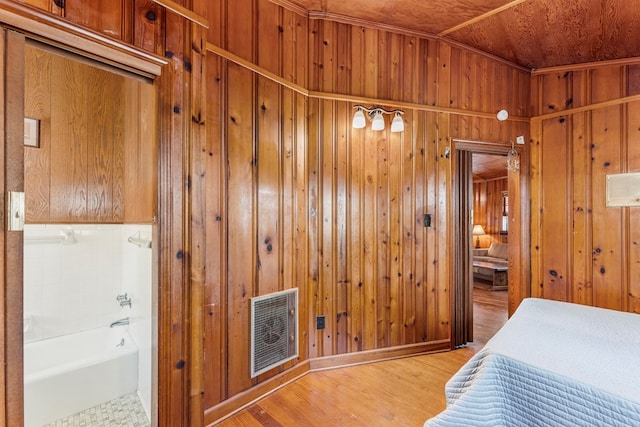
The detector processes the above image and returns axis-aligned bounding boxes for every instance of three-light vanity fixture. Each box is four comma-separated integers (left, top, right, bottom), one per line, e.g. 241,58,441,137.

352,105,405,132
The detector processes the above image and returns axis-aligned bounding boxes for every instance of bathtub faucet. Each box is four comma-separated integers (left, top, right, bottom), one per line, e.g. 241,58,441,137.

110,317,129,328
117,293,132,308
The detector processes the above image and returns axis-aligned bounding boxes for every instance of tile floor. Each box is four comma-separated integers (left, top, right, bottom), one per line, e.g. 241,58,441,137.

42,392,149,427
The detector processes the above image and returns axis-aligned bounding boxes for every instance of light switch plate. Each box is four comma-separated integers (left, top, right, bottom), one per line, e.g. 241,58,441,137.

7,191,25,231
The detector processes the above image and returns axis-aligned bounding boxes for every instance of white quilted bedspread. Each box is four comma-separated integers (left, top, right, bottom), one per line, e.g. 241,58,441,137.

424,298,640,426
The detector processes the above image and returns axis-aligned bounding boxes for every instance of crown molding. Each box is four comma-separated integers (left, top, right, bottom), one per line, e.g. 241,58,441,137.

308,10,439,41
532,56,640,75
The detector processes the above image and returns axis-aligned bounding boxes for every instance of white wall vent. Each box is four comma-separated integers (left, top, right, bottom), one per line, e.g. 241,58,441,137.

250,288,298,378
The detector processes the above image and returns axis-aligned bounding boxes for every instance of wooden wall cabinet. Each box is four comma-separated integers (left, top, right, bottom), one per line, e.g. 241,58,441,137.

24,44,157,224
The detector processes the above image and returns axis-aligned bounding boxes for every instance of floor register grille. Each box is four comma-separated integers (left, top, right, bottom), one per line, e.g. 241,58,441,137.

42,392,149,427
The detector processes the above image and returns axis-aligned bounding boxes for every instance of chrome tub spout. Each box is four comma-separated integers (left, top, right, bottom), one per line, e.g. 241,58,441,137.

110,317,129,328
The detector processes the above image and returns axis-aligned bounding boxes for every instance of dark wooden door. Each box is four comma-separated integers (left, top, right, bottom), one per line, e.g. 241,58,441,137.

453,149,473,346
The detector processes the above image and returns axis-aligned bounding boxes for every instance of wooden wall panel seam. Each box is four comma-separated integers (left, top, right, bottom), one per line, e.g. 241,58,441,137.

188,19,207,425
584,71,594,306
620,67,629,312
529,112,542,298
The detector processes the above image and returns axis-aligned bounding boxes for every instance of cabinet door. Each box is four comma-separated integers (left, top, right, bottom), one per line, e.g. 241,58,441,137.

25,45,156,224
123,77,157,223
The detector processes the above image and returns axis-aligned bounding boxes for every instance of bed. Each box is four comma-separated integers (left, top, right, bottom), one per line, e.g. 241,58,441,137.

424,298,640,426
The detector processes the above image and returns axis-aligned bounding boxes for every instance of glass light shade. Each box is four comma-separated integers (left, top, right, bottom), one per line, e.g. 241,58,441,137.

507,146,520,172
371,110,385,131
352,108,366,128
390,112,404,132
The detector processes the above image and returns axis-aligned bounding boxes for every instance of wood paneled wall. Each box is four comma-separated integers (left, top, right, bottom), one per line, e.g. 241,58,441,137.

13,0,640,423
531,64,640,313
2,0,530,424
203,0,529,414
473,178,508,248
204,0,311,403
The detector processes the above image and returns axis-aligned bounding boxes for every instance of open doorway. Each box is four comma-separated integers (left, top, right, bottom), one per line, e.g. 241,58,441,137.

452,140,523,348
0,15,167,423
469,153,509,347
22,41,158,426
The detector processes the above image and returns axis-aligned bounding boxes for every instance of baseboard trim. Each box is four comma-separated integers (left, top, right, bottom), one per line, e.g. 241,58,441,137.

204,360,311,426
309,340,451,371
204,340,452,426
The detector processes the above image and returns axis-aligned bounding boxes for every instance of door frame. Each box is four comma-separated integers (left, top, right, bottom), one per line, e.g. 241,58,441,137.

452,138,531,347
0,8,167,425
1,28,26,425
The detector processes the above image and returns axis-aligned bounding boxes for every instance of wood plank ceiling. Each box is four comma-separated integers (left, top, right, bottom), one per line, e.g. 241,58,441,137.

280,0,640,70
473,153,507,181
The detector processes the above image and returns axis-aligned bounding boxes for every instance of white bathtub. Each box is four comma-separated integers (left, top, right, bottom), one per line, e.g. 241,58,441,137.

24,326,138,427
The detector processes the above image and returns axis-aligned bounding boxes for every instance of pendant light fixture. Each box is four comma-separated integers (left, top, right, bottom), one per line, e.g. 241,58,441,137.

507,140,520,172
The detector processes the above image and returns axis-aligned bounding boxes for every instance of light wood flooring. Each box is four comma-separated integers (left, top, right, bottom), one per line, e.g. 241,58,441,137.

215,286,507,427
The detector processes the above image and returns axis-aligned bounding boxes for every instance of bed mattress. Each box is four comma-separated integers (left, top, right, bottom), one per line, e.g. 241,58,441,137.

424,298,640,426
